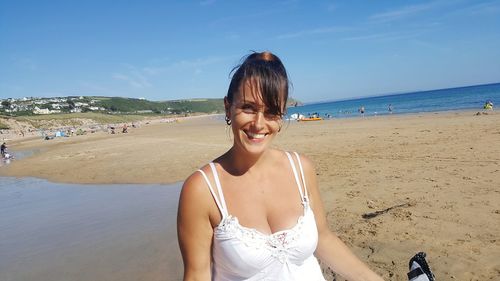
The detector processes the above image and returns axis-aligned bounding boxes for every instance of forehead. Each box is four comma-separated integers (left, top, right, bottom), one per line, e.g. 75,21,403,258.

234,79,264,104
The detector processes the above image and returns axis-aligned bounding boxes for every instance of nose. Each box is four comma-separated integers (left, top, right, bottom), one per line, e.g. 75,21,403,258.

252,111,265,130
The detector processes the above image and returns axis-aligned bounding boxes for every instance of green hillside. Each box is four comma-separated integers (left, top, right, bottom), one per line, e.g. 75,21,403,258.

94,97,224,114
0,96,301,118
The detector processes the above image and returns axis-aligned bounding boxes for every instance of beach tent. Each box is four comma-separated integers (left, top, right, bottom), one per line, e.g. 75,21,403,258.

55,131,66,137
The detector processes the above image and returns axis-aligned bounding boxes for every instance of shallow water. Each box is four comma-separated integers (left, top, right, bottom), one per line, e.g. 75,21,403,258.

0,177,183,281
0,148,38,167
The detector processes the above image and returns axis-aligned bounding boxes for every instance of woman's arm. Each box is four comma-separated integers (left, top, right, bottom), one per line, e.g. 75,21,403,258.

299,155,385,281
177,172,215,281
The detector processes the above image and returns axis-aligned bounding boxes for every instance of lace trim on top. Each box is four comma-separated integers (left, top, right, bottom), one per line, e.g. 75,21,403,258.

214,202,312,263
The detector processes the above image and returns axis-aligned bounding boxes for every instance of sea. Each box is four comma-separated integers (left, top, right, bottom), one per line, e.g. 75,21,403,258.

286,82,500,119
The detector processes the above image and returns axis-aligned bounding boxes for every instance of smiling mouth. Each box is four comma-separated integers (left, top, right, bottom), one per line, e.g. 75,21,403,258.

245,131,268,140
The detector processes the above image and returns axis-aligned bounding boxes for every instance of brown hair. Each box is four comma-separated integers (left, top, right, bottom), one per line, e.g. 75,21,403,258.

226,51,289,117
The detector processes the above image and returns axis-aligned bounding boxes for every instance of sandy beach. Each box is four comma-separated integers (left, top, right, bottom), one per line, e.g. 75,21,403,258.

2,111,499,280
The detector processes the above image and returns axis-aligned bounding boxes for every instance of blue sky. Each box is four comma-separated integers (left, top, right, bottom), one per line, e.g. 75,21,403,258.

1,0,499,103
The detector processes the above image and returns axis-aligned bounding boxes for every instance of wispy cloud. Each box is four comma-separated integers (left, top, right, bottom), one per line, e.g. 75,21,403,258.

113,64,152,88
199,0,216,6
454,1,500,16
207,0,301,27
110,55,233,93
369,2,440,23
209,9,279,27
113,73,149,88
172,57,227,69
410,39,451,52
277,26,351,40
143,56,233,76
278,0,300,9
341,31,419,42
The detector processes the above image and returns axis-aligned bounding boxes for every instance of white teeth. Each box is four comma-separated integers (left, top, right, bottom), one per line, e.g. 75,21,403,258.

247,132,266,139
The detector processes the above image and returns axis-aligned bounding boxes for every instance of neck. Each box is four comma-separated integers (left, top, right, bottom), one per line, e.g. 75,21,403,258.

222,146,271,176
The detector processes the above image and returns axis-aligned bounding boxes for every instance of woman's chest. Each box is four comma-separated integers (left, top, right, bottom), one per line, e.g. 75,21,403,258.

221,180,305,235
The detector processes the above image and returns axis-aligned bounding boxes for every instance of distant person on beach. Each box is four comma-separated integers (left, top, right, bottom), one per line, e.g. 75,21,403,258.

359,106,365,116
1,142,6,157
388,104,393,114
177,51,384,281
484,100,493,110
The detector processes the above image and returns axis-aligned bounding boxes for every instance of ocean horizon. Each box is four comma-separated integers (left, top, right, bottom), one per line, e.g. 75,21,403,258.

287,82,499,119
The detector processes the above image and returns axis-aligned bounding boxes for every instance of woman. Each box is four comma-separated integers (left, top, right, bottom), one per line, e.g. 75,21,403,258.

177,51,384,281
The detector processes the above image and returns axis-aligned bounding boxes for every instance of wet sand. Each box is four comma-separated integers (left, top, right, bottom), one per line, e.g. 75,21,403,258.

2,111,500,280
0,177,182,281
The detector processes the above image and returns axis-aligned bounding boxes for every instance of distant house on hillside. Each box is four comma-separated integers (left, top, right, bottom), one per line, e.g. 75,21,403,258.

33,107,51,114
33,106,60,114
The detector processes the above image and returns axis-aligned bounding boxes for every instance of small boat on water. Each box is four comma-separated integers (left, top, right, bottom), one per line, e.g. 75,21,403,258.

288,113,324,121
298,117,323,121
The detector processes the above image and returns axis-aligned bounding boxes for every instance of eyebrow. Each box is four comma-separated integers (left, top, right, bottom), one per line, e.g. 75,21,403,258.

236,101,260,106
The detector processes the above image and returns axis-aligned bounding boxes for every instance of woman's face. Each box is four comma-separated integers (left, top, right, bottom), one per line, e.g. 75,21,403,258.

226,80,283,156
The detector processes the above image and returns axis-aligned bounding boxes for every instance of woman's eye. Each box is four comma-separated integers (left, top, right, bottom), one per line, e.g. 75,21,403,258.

241,105,256,113
264,111,281,119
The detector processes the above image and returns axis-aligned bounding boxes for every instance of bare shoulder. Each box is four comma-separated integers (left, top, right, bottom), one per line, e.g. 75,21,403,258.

294,152,317,175
179,167,213,214
183,165,210,189
293,152,321,196
178,167,218,233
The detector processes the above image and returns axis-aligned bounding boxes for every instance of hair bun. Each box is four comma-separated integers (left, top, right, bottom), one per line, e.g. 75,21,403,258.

259,52,274,61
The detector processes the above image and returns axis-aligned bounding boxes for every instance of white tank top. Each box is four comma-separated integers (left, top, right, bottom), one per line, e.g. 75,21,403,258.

198,152,326,281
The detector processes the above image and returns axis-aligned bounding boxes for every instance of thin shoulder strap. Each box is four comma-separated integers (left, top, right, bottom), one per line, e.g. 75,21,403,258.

285,151,308,203
208,163,229,216
197,164,229,217
293,151,309,202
